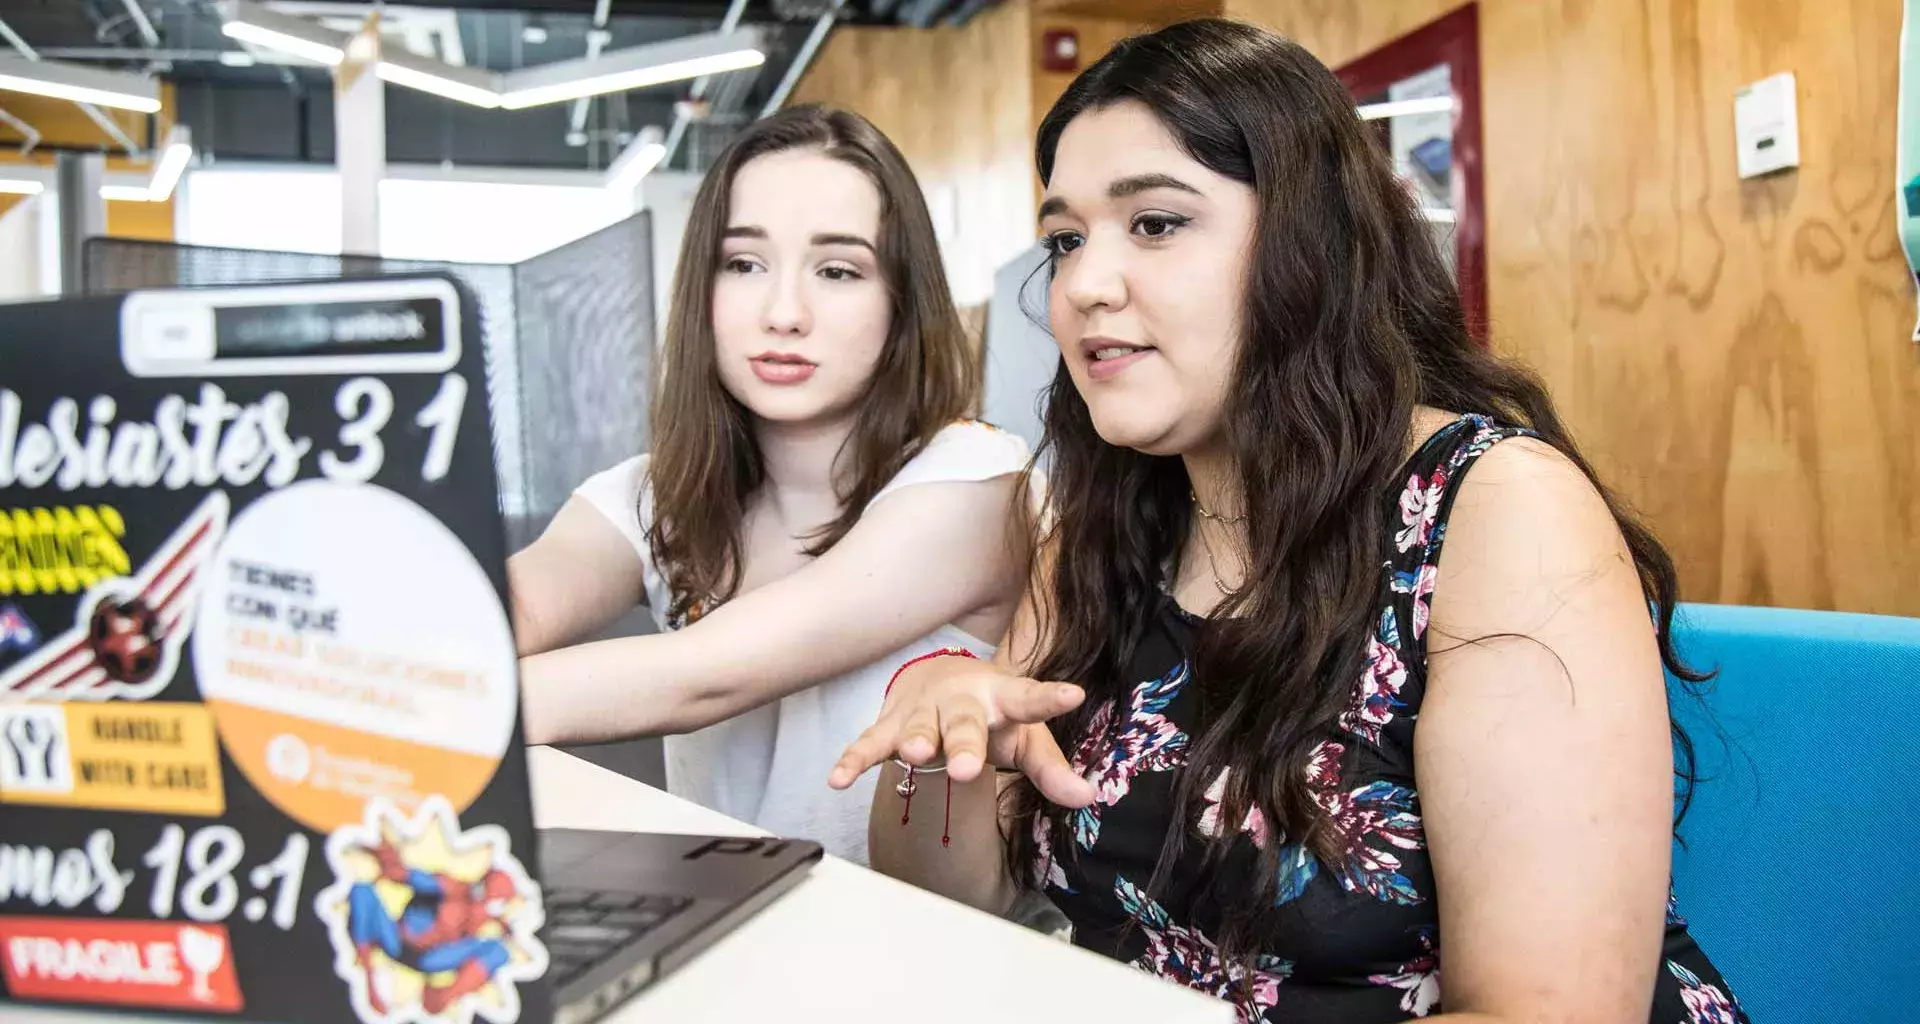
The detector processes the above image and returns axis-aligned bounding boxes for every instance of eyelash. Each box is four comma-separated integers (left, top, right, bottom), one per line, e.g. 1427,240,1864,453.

721,258,864,282
1040,212,1193,260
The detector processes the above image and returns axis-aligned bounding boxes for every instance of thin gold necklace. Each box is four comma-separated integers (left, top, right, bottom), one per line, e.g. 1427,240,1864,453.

1194,518,1240,596
1191,491,1246,526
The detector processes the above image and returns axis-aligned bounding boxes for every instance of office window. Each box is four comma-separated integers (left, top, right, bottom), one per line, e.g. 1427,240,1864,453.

177,167,633,265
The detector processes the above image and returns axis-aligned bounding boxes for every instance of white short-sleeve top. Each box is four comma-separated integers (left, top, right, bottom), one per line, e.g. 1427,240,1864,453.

571,421,1032,863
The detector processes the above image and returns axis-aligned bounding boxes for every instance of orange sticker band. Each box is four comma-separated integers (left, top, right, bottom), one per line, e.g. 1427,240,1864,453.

208,698,500,833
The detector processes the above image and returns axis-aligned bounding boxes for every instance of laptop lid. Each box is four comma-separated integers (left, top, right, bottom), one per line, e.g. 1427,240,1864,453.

0,276,556,1024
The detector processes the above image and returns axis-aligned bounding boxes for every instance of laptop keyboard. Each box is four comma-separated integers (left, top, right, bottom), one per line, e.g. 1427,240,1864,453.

542,888,694,988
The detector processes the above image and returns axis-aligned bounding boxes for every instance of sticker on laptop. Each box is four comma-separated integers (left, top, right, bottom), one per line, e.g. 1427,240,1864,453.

0,700,226,816
1,503,132,599
0,492,227,702
191,479,518,832
314,796,548,1024
0,915,245,1012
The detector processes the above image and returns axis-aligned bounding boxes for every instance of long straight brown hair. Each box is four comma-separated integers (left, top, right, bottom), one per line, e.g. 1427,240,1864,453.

646,105,975,624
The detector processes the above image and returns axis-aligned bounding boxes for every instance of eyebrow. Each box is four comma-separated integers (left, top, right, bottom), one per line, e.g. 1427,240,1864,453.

810,232,875,252
721,225,875,252
1037,173,1204,222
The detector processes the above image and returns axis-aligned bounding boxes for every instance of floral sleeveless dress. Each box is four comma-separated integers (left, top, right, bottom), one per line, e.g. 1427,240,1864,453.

1033,414,1747,1023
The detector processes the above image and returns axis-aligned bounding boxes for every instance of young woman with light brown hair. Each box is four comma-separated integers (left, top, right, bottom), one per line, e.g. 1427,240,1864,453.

511,105,1031,865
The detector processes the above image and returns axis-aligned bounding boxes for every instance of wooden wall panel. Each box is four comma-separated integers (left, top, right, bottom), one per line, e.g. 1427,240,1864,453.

1225,0,1920,616
790,3,1035,305
1030,13,1158,136
1035,0,1223,20
791,1,1219,300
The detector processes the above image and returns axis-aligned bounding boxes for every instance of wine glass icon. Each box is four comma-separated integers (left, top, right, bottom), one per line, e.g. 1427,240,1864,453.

177,926,225,1002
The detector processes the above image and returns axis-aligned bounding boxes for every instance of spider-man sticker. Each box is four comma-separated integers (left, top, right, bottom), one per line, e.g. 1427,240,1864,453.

0,277,548,1024
314,797,549,1024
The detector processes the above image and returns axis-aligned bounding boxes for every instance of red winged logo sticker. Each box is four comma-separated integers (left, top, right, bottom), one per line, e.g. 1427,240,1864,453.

1,491,229,703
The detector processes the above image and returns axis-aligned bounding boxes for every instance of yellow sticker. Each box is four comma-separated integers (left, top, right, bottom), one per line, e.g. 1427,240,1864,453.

0,505,132,596
0,701,226,816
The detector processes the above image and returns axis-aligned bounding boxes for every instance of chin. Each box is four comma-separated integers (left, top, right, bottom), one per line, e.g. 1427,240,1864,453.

740,395,834,424
1087,409,1184,456
729,384,856,428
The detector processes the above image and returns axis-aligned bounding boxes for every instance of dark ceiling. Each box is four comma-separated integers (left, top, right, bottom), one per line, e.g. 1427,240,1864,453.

0,0,998,172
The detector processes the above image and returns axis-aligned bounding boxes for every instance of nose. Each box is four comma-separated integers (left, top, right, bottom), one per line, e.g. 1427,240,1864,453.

761,265,811,336
1057,228,1127,315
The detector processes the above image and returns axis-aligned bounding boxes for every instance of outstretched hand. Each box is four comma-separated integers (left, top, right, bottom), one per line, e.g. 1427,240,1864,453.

827,657,1096,808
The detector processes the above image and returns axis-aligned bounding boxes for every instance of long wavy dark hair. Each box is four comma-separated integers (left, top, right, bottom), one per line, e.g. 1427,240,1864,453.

1003,18,1706,985
646,105,974,623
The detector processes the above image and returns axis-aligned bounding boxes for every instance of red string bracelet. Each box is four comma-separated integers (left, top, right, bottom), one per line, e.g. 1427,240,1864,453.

884,647,977,846
884,646,976,698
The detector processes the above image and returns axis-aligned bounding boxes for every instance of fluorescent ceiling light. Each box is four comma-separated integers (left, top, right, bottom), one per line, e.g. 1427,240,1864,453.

0,179,45,196
101,125,193,202
0,53,161,113
221,4,762,113
1421,207,1458,224
228,3,494,107
219,51,257,68
606,143,666,192
1356,96,1455,121
501,50,763,109
377,53,499,108
606,127,668,192
220,1,345,66
221,21,343,66
499,30,765,110
149,130,194,199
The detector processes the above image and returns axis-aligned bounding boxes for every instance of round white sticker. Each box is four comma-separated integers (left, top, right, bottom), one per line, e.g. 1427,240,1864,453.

192,480,517,830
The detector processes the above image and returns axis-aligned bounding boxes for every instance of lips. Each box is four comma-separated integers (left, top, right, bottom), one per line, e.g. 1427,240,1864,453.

750,352,817,385
1080,337,1154,382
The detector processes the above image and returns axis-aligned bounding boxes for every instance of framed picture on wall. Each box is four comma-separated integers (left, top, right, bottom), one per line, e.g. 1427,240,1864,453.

1337,4,1486,342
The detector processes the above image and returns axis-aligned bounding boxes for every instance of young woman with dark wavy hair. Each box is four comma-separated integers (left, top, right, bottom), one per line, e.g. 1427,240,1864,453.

833,21,1744,1023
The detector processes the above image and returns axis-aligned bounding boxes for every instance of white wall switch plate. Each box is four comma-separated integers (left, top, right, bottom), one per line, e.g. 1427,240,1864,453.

1736,72,1800,180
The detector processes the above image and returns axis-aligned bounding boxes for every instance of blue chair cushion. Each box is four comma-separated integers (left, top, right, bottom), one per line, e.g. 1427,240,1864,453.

1668,602,1920,1024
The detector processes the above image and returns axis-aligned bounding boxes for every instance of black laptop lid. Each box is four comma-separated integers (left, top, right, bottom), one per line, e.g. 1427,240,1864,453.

0,277,554,1024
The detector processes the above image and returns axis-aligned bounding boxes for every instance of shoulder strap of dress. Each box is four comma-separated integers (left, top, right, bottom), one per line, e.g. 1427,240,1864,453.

1385,414,1540,671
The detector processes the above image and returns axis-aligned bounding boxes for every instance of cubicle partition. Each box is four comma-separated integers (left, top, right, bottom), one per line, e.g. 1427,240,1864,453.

81,213,655,550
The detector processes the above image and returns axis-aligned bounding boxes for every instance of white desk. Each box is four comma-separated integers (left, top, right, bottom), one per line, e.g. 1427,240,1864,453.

10,747,1233,1024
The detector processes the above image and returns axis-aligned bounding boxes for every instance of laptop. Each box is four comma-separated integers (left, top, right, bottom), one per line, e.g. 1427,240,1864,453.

0,274,819,1024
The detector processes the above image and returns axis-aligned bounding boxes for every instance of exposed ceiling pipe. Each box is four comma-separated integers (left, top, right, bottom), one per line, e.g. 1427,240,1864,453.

0,105,42,155
0,16,144,157
565,0,613,138
74,100,144,155
759,0,846,119
119,0,164,49
0,18,34,59
37,47,229,61
659,0,749,167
